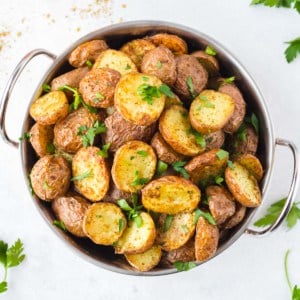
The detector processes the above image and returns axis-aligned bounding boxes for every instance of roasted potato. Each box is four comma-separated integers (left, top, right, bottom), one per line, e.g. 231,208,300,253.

72,146,110,201
184,149,228,187
102,111,156,152
141,45,177,86
191,50,220,77
151,132,185,164
52,194,90,237
205,130,225,151
142,176,200,214
174,55,208,101
29,91,69,125
164,239,196,264
156,212,195,251
195,216,219,262
222,203,247,229
114,212,156,254
120,38,156,69
29,123,54,157
148,33,188,56
53,107,101,154
79,68,121,108
114,73,166,126
68,39,108,67
93,49,138,75
206,185,236,225
225,162,261,207
111,140,157,192
102,180,132,205
125,244,162,272
159,105,205,156
234,153,263,181
226,124,258,156
219,83,246,134
30,155,71,201
164,93,183,109
189,90,235,134
83,202,126,245
50,67,89,95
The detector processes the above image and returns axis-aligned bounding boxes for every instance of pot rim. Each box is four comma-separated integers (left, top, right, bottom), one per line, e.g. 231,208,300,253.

20,20,275,276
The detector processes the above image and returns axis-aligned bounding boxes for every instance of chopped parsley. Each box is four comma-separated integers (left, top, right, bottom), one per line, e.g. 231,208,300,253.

172,161,190,179
77,120,107,147
19,132,31,141
42,83,51,93
137,84,161,105
173,261,196,272
86,60,93,68
46,143,55,154
118,218,125,232
227,160,235,170
205,45,217,56
137,150,148,157
71,170,93,181
156,160,168,176
186,76,195,98
125,64,131,70
159,84,175,98
97,143,111,158
93,92,104,103
156,60,162,69
130,171,149,186
53,220,67,231
215,175,224,185
222,76,235,84
163,215,174,232
194,208,216,225
216,149,229,160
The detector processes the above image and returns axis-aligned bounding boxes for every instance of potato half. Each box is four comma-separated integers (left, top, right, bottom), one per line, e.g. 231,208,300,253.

165,239,195,264
156,212,195,251
114,212,156,254
72,146,110,201
225,162,262,207
159,105,205,156
142,176,200,214
125,245,162,272
234,153,263,181
83,202,126,245
189,90,235,134
114,73,166,126
111,140,157,193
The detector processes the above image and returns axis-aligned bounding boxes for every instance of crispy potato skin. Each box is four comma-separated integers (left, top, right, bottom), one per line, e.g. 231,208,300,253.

191,50,220,77
93,49,138,75
111,140,157,193
114,73,166,126
159,105,204,156
164,93,183,109
141,45,177,86
219,83,246,134
206,185,236,225
225,162,262,207
156,212,195,251
174,55,208,101
68,39,108,67
189,90,235,134
30,91,69,125
102,111,156,152
52,194,90,237
164,239,196,263
184,149,228,186
222,203,247,229
72,146,110,201
102,180,132,205
120,39,156,69
114,212,156,254
195,216,219,262
125,245,162,272
50,67,89,94
234,153,263,181
30,155,71,201
79,68,121,108
142,176,201,214
53,107,101,154
149,33,188,56
205,130,225,151
151,132,185,164
83,202,126,245
29,123,54,157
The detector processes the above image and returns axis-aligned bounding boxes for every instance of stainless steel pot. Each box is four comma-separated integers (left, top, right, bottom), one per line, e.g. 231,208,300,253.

1,21,299,276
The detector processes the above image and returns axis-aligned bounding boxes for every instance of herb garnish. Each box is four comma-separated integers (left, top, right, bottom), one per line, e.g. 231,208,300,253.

0,239,25,294
118,218,125,232
236,123,247,142
53,220,67,231
77,120,107,147
251,0,300,14
46,143,55,154
156,160,168,176
285,37,300,63
197,95,215,109
194,208,216,225
97,143,111,158
19,132,31,141
137,150,148,157
181,225,189,233
205,45,217,56
189,128,206,148
156,60,162,69
93,92,104,103
71,170,93,181
86,60,93,68
215,175,224,185
42,83,51,93
163,215,174,232
245,113,259,134
137,84,161,105
159,84,175,98
216,149,229,160
227,160,235,170
186,76,195,98
222,76,235,84
173,261,196,272
131,170,149,186
125,64,131,70
172,161,190,179
284,250,300,300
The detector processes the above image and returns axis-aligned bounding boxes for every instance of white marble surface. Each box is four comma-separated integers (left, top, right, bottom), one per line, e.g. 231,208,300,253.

0,0,300,299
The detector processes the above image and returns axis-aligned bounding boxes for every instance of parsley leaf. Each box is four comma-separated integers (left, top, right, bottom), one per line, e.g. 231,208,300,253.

93,92,104,103
222,76,235,84
159,84,175,98
227,160,235,170
42,83,51,93
189,128,206,148
205,45,217,56
137,84,161,105
194,208,216,225
86,59,93,68
19,132,31,141
173,261,196,272
197,95,215,110
0,242,8,266
181,225,189,233
71,170,93,181
156,60,162,69
97,143,111,158
186,76,195,98
216,149,229,160
46,143,55,154
77,121,106,147
172,161,190,179
156,160,168,176
285,37,300,63
215,175,224,185
118,218,125,232
53,220,67,231
163,215,174,232
0,281,7,293
131,171,149,186
137,150,148,157
251,0,300,14
245,113,259,134
125,64,131,70
236,123,247,142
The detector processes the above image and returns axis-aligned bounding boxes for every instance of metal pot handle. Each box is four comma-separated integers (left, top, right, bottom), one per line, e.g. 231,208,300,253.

246,138,299,236
0,49,56,148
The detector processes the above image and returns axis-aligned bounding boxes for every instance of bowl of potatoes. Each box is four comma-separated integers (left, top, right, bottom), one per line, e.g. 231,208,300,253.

1,21,298,275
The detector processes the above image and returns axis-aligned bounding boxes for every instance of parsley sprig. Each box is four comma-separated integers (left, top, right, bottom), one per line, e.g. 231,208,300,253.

173,261,196,272
77,120,107,147
137,83,175,104
0,239,25,294
284,250,300,300
97,143,111,158
172,161,190,179
163,215,174,232
285,37,300,63
131,171,149,186
194,208,216,225
251,0,300,14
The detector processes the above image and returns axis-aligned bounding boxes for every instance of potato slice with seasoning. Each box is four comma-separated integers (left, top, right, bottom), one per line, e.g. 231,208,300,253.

189,90,235,134
164,239,196,264
72,146,110,201
191,50,220,77
114,212,156,254
156,212,195,251
234,153,263,181
142,176,200,214
225,162,262,207
111,140,157,193
83,202,126,245
221,203,247,229
114,73,166,126
125,245,162,272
